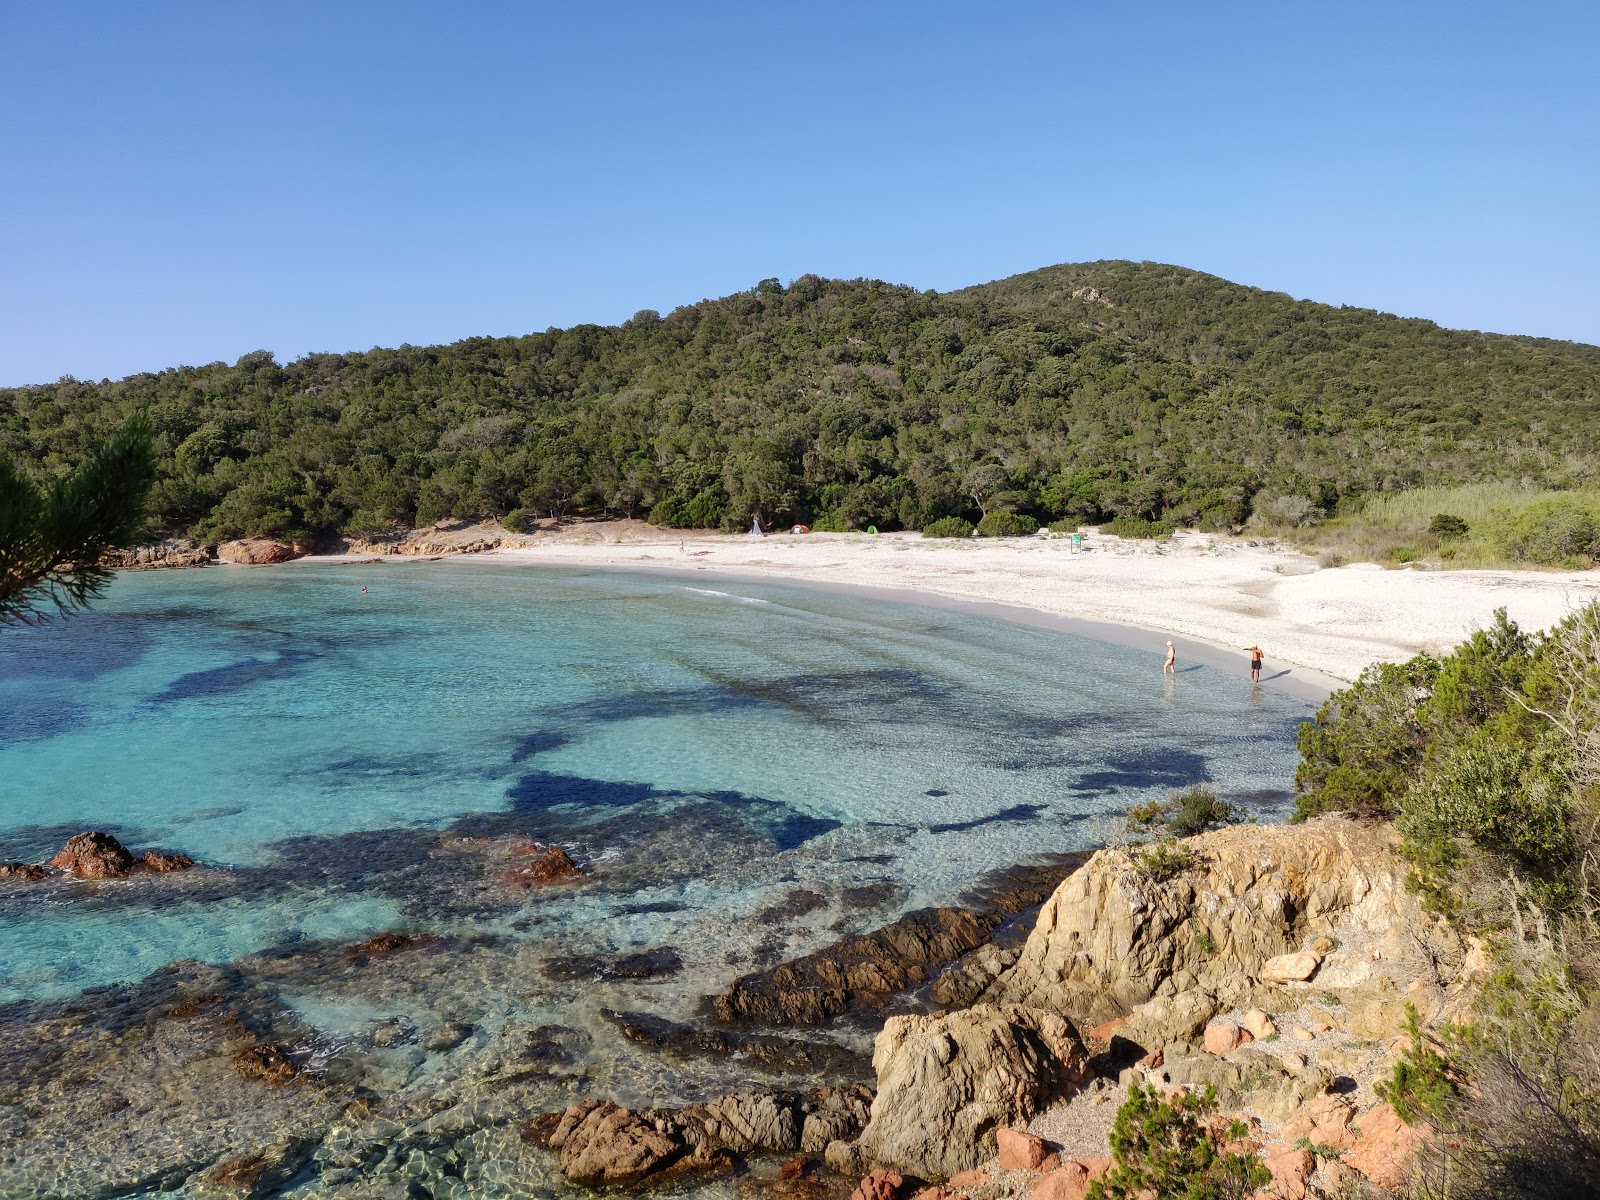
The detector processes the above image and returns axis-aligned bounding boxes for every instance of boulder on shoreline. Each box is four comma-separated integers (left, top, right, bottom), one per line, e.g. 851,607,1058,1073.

217,538,300,564
857,1004,1090,1179
103,538,212,570
498,841,584,888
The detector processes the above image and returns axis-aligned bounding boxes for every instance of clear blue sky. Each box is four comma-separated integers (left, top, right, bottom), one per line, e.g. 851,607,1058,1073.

3,1,1596,385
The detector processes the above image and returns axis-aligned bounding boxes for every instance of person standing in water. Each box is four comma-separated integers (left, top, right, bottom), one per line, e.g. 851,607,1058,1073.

1245,643,1263,682
1163,640,1176,675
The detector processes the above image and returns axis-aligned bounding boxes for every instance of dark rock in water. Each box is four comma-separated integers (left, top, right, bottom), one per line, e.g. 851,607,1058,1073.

548,1099,684,1186
420,1021,473,1052
49,831,136,878
345,930,445,958
44,831,200,880
714,907,995,1026
757,888,829,924
192,1135,318,1197
839,883,905,912
232,1043,299,1084
499,841,584,888
0,861,49,882
139,849,196,874
958,853,1091,917
544,946,683,982
602,1009,872,1077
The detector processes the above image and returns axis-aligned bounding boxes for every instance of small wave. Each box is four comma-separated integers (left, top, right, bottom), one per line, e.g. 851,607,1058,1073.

681,587,770,604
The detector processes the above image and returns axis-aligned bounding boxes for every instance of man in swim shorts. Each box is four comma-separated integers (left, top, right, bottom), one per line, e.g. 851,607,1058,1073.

1163,640,1176,675
1245,643,1263,682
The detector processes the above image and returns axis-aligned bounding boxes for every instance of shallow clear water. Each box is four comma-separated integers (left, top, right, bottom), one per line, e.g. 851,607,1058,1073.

0,561,1310,1007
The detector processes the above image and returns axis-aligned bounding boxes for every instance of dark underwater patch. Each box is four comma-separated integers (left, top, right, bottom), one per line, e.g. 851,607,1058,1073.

0,606,202,683
152,651,317,703
507,771,660,814
1072,746,1212,794
0,697,87,744
510,731,569,763
927,803,1046,834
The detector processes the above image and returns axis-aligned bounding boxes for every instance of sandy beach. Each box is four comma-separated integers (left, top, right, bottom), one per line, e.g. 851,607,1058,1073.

389,520,1600,690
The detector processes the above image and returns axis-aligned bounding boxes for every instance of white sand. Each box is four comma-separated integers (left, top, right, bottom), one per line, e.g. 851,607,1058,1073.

464,521,1600,688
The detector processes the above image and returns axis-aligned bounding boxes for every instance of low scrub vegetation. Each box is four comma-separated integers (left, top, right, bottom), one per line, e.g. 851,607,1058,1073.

1089,1083,1268,1200
1290,482,1600,569
1293,602,1600,1197
975,510,1038,537
920,516,973,539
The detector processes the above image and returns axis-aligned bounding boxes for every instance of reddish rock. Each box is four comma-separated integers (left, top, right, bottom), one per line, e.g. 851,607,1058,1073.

1345,1102,1426,1189
778,1157,812,1180
1136,1047,1163,1068
997,1128,1051,1171
1203,1020,1251,1055
1086,1016,1129,1041
1279,1052,1308,1075
138,850,196,874
0,862,50,882
1280,1093,1357,1149
1242,1008,1277,1039
910,1190,966,1200
500,843,584,888
1260,1145,1314,1199
549,1099,682,1186
49,832,136,879
850,1169,910,1200
1031,1159,1113,1200
218,538,298,565
1260,951,1321,983
947,1170,989,1190
1289,1026,1315,1041
232,1044,298,1084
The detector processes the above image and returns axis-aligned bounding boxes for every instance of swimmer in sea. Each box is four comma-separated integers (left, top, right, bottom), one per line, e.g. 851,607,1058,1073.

1245,643,1263,682
1163,640,1176,675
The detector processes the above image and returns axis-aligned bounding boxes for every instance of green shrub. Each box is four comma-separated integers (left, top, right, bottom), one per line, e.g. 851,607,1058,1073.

921,516,974,538
1047,518,1082,534
975,511,1039,537
1492,495,1600,566
1130,838,1196,883
1429,513,1470,537
1104,515,1173,540
1375,1004,1458,1125
1126,785,1244,839
1293,654,1441,820
501,508,535,533
1088,1083,1269,1200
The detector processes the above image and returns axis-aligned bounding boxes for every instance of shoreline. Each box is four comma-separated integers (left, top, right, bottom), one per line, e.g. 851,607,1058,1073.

279,519,1600,688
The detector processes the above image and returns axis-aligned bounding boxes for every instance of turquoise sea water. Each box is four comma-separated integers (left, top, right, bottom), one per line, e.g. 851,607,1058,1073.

0,561,1312,1007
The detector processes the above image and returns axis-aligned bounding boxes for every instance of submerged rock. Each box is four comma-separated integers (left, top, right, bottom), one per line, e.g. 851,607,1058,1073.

499,842,584,888
0,861,50,882
602,1009,872,1077
857,1004,1090,1179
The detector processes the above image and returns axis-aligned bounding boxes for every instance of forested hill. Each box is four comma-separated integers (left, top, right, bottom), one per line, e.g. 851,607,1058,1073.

5,261,1600,543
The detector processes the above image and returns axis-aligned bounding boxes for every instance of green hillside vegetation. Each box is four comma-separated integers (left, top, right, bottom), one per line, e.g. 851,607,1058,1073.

1294,604,1600,1196
3,262,1599,550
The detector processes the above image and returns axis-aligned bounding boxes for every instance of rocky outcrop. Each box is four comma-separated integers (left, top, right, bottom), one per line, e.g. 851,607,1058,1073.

217,538,301,564
548,1100,683,1186
985,817,1438,1028
715,907,995,1026
0,861,50,882
498,841,583,887
104,538,212,570
857,1004,1090,1179
44,831,197,880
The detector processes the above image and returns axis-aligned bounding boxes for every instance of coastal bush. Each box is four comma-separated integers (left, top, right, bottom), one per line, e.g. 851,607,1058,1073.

1429,513,1470,538
1129,838,1195,883
501,507,535,533
974,511,1038,537
1375,1003,1459,1125
1046,518,1082,535
1102,515,1173,540
1492,495,1600,567
1088,1083,1268,1200
1126,784,1245,839
921,516,974,539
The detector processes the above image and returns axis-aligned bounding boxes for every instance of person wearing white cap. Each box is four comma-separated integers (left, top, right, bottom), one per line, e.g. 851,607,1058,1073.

1163,640,1176,675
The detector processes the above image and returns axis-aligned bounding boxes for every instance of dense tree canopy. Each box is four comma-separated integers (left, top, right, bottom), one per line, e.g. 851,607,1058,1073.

4,262,1598,544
